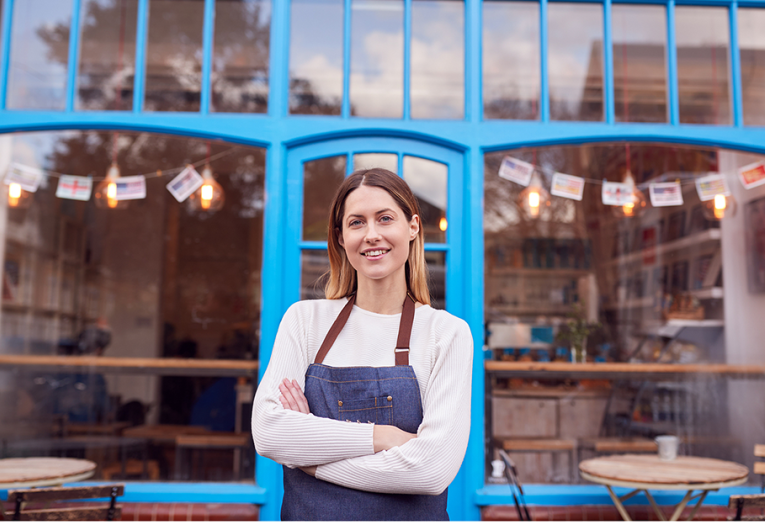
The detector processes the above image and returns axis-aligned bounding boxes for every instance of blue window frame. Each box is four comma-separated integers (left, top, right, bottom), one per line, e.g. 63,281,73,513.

1,0,765,522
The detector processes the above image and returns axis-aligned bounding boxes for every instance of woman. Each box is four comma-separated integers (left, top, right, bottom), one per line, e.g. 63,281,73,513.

251,168,473,521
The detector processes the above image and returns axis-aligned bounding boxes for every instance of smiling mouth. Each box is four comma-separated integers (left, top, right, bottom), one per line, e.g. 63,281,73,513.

363,249,389,257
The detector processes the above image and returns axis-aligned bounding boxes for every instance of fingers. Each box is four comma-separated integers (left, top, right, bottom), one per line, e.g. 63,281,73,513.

278,378,310,414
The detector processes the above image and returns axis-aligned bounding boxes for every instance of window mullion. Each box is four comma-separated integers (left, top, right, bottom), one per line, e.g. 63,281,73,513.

200,0,215,114
342,0,352,118
133,0,149,112
604,0,614,124
0,0,15,109
540,0,550,122
730,1,743,126
66,0,83,112
404,0,412,120
667,0,679,125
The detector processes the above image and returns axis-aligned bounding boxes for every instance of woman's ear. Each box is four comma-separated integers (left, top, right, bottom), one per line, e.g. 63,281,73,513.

336,227,344,247
409,214,420,240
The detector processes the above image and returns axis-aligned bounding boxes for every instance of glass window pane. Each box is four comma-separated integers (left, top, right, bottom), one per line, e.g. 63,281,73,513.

425,251,445,309
0,130,264,482
738,8,765,126
350,0,403,118
76,0,139,111
676,7,731,125
212,0,270,113
144,0,204,112
353,153,398,173
301,249,330,300
289,0,343,115
548,3,603,121
483,1,539,120
612,5,667,123
303,156,347,241
402,156,447,244
7,0,73,110
410,0,463,120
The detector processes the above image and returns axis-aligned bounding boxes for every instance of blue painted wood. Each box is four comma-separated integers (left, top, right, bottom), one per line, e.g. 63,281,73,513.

403,0,411,120
66,0,83,112
342,0,351,118
603,0,614,124
667,0,679,125
466,0,480,123
0,0,14,109
200,0,215,115
133,0,149,112
269,0,289,118
729,2,743,126
540,0,549,122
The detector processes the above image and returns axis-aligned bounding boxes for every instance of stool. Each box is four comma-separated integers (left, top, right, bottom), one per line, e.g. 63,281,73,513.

101,459,160,481
495,438,577,483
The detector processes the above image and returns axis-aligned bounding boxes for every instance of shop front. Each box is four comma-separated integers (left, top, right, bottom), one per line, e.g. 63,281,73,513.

0,0,764,521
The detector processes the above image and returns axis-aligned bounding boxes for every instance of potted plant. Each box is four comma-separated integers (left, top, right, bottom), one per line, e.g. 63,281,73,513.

555,303,601,363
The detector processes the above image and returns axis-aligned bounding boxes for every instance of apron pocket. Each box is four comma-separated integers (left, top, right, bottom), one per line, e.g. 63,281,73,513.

337,396,393,425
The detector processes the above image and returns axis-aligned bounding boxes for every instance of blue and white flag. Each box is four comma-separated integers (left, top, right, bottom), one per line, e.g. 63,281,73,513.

498,156,534,186
115,175,146,201
166,165,204,202
649,182,683,207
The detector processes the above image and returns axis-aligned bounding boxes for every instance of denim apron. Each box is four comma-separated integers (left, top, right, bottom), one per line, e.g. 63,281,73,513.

281,294,449,521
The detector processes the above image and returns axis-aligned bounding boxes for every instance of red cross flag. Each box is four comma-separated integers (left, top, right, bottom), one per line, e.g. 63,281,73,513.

56,176,93,201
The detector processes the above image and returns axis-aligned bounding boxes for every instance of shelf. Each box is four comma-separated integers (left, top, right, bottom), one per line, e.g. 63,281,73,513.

609,229,721,268
487,268,591,277
484,361,765,380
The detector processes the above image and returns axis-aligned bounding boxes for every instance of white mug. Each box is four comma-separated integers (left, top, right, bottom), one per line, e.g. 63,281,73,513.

491,459,505,478
655,435,680,461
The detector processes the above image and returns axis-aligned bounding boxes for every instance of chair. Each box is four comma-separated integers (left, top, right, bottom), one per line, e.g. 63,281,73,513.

728,494,765,521
494,437,577,483
497,450,532,521
755,444,765,493
2,484,124,521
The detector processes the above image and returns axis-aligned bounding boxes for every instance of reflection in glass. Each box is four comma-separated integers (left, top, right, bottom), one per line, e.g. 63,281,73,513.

483,1,539,120
7,0,73,109
612,5,667,123
425,251,445,309
738,8,765,126
350,0,404,118
303,156,347,241
548,3,603,121
77,0,138,111
212,0,271,113
403,156,447,243
353,153,398,173
676,7,731,125
0,130,264,481
301,250,330,300
410,0,463,119
289,0,343,115
144,0,204,112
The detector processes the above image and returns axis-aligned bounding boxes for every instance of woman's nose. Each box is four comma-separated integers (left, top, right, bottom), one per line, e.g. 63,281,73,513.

365,224,381,242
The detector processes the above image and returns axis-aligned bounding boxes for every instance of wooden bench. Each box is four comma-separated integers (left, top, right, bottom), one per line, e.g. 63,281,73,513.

494,438,577,483
2,484,124,521
755,444,765,493
728,494,765,521
174,433,252,480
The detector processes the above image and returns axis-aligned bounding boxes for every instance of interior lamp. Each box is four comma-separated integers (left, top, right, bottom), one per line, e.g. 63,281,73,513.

702,193,737,220
612,170,646,218
187,165,224,213
6,182,33,209
94,163,128,210
518,172,550,219
439,217,447,232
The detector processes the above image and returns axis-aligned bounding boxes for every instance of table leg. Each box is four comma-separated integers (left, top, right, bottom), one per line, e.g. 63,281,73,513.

682,490,709,521
668,490,694,522
606,485,632,521
643,490,667,521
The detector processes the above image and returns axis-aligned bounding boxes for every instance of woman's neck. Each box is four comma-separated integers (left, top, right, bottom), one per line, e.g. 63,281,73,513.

354,273,408,315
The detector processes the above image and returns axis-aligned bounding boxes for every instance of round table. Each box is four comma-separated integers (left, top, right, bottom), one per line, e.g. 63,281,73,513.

580,454,749,521
0,457,96,489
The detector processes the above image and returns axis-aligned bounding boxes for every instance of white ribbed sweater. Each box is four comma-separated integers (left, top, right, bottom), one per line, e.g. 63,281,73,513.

251,298,473,495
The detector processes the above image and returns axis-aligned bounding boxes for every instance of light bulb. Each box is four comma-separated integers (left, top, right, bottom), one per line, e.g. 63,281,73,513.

187,165,225,213
528,191,540,208
622,202,635,217
95,163,128,210
7,182,33,209
612,170,646,218
439,217,447,231
713,195,726,219
703,192,736,220
517,172,549,220
9,183,21,199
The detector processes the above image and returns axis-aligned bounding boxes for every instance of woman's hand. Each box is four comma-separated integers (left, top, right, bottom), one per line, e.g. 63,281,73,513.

373,425,417,452
279,378,310,414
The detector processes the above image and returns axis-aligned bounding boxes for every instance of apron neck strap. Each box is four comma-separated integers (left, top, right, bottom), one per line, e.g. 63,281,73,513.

313,293,416,366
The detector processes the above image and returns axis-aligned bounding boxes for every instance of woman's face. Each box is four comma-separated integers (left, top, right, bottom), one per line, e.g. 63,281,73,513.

338,184,419,284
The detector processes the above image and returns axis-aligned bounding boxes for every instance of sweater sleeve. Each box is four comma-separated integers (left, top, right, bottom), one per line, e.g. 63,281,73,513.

313,316,473,495
251,303,375,467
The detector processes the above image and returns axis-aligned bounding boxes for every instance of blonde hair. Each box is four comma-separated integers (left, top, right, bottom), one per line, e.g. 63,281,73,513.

324,168,431,305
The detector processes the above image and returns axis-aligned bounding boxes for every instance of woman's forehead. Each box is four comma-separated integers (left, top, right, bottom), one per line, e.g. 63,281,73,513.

343,185,401,215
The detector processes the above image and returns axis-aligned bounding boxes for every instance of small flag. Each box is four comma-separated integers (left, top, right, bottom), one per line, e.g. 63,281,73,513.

649,182,683,207
695,174,730,202
5,162,43,192
551,173,585,201
498,156,534,186
738,160,765,190
56,175,92,201
602,181,633,206
166,165,204,202
115,175,146,201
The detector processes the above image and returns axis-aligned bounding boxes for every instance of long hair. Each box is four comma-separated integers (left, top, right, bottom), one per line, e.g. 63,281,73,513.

324,168,431,305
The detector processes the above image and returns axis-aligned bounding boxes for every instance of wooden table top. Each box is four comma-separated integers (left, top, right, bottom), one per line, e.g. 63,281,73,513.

123,424,211,442
0,457,95,489
580,454,749,490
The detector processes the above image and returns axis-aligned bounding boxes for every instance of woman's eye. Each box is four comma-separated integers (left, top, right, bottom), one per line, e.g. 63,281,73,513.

380,215,393,222
349,219,362,227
